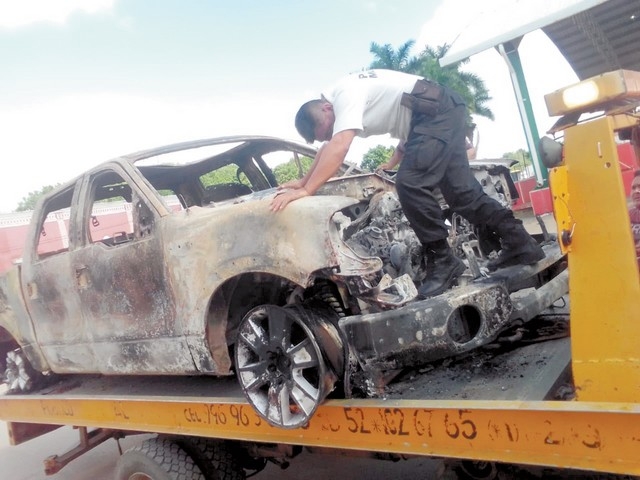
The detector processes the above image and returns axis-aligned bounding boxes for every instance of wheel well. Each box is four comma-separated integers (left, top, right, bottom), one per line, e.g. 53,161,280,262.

206,273,300,351
205,273,347,351
0,326,19,373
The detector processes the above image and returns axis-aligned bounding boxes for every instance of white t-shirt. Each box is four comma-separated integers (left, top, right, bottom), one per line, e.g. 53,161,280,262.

321,69,420,141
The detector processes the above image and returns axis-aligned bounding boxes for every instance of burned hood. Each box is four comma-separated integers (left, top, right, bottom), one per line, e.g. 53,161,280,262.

160,193,376,289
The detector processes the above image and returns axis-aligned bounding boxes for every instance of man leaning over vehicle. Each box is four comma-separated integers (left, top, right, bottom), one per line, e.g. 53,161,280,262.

270,69,544,298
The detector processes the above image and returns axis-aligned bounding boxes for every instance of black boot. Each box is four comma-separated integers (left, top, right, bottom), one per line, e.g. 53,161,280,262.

418,241,466,299
487,220,545,271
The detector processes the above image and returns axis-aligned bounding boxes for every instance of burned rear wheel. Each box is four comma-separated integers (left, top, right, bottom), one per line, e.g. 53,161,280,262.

234,304,344,429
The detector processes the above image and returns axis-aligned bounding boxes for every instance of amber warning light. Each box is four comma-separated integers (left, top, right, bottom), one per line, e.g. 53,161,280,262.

544,69,640,117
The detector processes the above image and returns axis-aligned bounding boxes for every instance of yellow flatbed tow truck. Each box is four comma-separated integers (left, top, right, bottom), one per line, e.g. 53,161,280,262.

1,70,639,480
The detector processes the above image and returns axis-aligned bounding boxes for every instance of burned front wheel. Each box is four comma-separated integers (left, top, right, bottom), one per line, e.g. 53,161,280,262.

234,304,344,429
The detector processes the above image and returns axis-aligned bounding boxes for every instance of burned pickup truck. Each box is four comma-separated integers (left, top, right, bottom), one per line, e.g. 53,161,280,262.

0,136,567,428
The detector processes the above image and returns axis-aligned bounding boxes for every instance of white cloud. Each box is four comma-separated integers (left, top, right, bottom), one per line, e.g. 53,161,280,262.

0,91,305,212
0,0,116,29
417,0,487,49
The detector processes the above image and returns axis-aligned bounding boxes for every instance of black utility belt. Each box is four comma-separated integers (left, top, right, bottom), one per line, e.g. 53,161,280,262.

400,79,444,116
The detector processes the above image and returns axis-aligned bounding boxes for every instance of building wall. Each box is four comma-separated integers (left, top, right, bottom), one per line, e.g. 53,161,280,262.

0,204,131,273
0,212,34,272
0,197,180,274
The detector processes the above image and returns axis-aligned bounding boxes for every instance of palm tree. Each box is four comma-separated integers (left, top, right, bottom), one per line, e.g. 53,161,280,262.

369,41,494,122
369,40,422,73
418,44,494,121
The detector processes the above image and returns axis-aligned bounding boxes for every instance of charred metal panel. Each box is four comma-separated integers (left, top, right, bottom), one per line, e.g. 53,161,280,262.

317,174,395,201
74,241,174,336
163,195,362,285
123,135,317,164
509,269,569,324
22,251,97,373
469,163,516,207
337,272,417,308
340,283,513,372
159,195,382,373
389,337,571,401
167,195,355,283
0,268,50,372
70,231,183,374
340,191,425,285
479,243,567,293
87,338,196,374
0,132,569,394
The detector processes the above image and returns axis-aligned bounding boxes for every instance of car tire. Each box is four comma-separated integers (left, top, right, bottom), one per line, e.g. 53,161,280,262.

115,437,205,480
234,303,344,428
176,438,246,480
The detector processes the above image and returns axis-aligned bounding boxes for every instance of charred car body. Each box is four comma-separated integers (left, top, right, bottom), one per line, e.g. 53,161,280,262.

0,136,568,428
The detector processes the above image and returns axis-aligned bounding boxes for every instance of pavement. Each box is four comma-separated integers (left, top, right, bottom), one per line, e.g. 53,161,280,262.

515,208,557,237
0,422,441,480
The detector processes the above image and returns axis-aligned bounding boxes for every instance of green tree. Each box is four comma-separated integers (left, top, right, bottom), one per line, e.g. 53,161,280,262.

273,156,313,184
360,145,395,172
16,184,60,212
200,165,238,187
502,148,533,178
502,148,533,170
369,40,422,73
368,41,494,124
416,44,494,121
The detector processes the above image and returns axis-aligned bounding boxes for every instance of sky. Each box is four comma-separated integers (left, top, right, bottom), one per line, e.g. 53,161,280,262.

0,0,579,213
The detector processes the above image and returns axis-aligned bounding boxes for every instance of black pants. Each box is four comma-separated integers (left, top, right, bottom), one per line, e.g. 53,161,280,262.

395,84,514,245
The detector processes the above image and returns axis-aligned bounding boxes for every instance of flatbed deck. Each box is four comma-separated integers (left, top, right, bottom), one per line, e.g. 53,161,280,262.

2,334,639,476
2,336,571,403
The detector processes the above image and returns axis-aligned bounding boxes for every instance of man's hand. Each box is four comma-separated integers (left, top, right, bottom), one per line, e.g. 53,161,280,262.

375,142,404,174
375,162,394,173
270,130,355,212
269,187,309,212
277,178,305,190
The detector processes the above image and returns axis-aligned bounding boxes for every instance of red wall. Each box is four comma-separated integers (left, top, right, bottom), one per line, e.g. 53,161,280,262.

512,177,537,211
0,207,131,273
0,228,26,272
